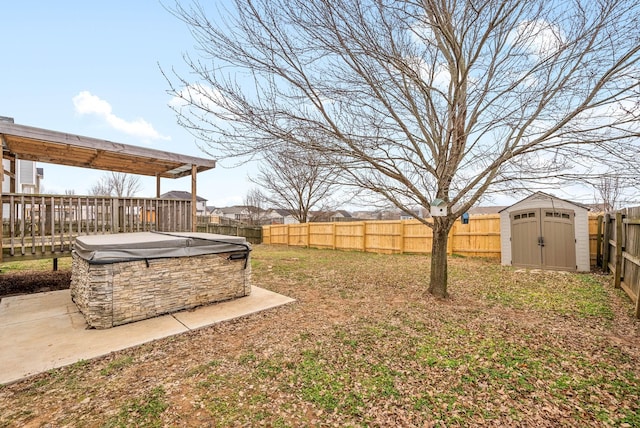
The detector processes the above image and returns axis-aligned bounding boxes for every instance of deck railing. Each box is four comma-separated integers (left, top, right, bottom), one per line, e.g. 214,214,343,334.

1,194,192,261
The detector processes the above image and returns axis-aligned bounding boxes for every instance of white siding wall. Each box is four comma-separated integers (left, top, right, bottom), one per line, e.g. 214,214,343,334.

284,216,299,225
2,159,38,193
20,160,35,185
500,193,590,272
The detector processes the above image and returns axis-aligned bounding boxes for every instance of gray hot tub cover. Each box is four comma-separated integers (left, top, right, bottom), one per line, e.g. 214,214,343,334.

73,232,250,264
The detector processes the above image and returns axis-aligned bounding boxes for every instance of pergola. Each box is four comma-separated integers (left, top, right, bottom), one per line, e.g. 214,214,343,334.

0,118,216,232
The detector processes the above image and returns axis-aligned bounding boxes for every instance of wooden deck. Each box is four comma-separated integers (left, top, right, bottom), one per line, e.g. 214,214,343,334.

2,194,193,261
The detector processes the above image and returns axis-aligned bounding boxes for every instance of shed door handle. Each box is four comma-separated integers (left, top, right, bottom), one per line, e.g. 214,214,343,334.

537,236,545,247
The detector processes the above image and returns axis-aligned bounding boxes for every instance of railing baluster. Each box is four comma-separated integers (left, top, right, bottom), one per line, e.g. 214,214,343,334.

9,195,15,256
19,195,25,256
40,196,46,254
77,196,82,236
30,195,36,255
129,198,133,232
142,199,147,231
67,196,72,252
100,198,104,233
49,196,55,254
93,197,97,234
58,196,63,253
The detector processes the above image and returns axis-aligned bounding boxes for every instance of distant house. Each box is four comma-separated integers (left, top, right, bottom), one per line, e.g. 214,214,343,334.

400,207,428,220
1,159,43,194
310,209,354,222
204,206,224,223
1,159,44,221
351,210,378,220
266,208,299,225
335,210,353,220
219,205,252,222
206,206,224,216
159,190,208,215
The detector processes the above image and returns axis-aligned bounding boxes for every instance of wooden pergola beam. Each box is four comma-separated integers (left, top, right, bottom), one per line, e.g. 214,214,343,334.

0,122,216,179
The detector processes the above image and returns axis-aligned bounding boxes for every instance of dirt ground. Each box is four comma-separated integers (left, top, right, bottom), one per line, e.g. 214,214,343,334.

0,269,71,298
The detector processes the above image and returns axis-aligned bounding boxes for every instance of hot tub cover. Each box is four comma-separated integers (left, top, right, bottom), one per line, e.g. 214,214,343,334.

74,232,250,264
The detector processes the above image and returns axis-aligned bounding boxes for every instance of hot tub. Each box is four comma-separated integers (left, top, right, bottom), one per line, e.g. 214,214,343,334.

70,232,251,329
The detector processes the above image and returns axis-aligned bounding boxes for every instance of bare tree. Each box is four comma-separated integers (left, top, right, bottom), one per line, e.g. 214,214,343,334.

593,176,621,212
592,175,640,211
251,144,339,223
167,0,640,297
243,187,269,225
88,172,142,197
88,177,110,196
64,189,76,195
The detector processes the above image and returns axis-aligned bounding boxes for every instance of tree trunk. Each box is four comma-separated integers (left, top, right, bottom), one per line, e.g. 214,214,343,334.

428,219,452,298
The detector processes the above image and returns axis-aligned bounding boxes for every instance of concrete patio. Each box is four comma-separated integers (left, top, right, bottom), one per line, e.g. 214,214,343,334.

0,287,295,385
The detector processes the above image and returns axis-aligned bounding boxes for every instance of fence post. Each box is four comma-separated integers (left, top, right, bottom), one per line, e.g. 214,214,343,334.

112,199,119,235
0,183,3,263
306,223,310,248
361,222,366,252
602,214,610,273
399,220,405,254
614,211,623,289
596,215,603,268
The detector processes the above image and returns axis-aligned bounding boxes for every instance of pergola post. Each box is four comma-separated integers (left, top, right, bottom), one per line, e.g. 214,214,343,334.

191,165,197,232
9,158,15,193
0,152,3,263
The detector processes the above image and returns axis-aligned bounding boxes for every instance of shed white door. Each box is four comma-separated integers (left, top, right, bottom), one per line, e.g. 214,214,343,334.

511,209,576,271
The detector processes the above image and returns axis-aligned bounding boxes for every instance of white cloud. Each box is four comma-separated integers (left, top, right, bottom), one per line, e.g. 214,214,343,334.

404,56,451,91
169,83,227,113
72,91,170,142
510,20,565,60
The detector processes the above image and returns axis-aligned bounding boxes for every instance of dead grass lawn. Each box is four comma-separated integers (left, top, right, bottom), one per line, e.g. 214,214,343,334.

1,245,639,427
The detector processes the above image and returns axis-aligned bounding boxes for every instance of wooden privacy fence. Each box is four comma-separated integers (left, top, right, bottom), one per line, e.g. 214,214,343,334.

597,207,640,318
263,215,502,258
196,223,263,245
264,214,602,261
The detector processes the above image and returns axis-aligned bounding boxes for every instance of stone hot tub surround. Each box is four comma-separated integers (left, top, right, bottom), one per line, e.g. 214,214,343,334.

70,232,251,329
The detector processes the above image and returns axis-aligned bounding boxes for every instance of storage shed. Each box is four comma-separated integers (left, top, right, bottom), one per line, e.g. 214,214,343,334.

499,192,590,272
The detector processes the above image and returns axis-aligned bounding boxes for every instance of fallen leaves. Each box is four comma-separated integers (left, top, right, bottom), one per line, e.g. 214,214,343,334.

0,246,639,427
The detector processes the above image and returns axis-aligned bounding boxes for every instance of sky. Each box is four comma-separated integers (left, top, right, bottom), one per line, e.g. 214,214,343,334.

0,1,621,211
0,0,254,207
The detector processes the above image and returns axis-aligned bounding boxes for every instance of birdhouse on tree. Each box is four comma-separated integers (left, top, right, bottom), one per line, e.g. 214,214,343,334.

430,198,448,217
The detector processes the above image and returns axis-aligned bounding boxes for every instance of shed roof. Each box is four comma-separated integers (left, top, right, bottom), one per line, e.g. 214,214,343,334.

498,191,589,213
0,121,216,179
